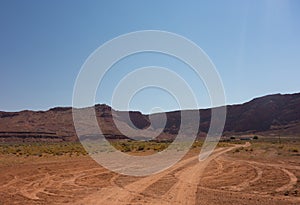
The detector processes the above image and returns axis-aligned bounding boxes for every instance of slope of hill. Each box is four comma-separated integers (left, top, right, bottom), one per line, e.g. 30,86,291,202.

0,93,299,142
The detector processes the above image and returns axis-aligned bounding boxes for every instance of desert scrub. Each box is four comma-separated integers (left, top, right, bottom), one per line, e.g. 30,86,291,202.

0,142,87,156
217,142,232,147
289,148,299,153
230,139,300,157
110,140,171,152
192,140,203,148
234,148,240,153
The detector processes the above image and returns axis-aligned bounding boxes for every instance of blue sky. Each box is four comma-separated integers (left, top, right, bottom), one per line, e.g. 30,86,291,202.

0,0,299,113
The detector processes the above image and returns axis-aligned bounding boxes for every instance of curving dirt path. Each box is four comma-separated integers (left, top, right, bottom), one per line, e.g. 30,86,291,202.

157,145,246,205
76,150,203,204
0,142,300,205
276,168,298,192
77,143,250,205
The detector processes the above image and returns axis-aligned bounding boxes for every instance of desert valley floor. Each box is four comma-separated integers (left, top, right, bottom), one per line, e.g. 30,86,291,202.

0,142,300,205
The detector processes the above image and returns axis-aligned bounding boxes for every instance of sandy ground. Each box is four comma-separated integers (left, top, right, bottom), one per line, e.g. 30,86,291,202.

0,143,299,205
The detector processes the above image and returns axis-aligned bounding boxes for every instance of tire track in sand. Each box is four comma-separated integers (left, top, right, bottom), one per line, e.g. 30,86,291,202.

276,168,298,192
156,143,249,205
235,159,299,193
225,163,263,192
75,151,201,205
76,143,249,205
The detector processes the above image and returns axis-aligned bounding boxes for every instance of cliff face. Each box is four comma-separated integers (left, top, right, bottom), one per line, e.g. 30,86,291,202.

0,93,300,142
224,93,300,133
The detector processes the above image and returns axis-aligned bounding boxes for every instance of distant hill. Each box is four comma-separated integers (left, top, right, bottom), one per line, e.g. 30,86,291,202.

0,92,299,142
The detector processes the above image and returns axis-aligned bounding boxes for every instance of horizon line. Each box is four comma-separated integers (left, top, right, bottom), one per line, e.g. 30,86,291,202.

1,91,299,114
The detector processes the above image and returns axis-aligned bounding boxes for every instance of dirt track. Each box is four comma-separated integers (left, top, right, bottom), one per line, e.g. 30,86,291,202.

0,143,299,205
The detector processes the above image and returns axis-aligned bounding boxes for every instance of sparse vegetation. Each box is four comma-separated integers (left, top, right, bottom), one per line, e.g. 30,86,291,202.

0,142,88,156
0,139,238,156
289,148,299,153
230,138,300,157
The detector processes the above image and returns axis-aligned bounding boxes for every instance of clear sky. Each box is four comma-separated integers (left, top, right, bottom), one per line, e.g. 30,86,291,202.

0,0,299,113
